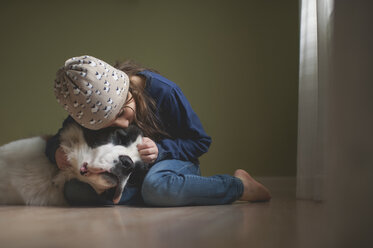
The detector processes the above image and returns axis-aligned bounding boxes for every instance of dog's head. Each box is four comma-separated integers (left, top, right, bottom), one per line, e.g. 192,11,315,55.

59,121,146,204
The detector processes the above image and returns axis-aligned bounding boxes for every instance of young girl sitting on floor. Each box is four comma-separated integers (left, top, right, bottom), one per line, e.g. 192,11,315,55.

46,55,271,206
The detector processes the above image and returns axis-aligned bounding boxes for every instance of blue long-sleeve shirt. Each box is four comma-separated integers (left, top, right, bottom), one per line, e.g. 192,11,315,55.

45,70,211,164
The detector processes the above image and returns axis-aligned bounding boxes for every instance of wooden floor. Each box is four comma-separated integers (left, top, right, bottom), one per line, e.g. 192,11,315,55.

0,178,330,248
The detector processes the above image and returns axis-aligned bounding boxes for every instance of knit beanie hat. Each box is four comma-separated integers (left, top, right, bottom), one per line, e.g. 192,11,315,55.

54,55,129,130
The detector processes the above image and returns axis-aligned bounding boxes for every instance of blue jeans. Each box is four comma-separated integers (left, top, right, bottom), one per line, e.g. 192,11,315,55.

64,160,244,206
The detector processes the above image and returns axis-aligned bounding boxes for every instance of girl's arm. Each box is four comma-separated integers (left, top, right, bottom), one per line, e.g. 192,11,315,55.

155,87,212,163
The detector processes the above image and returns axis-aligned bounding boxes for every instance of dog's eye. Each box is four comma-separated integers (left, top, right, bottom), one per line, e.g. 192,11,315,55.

113,159,118,164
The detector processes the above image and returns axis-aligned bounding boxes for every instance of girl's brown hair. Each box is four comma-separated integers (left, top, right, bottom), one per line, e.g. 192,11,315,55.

114,60,169,141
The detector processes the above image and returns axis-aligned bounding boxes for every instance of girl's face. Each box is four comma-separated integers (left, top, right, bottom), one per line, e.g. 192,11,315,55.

107,92,136,129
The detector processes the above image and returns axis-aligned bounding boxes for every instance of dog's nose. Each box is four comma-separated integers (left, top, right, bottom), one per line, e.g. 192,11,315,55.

119,155,133,169
111,155,134,177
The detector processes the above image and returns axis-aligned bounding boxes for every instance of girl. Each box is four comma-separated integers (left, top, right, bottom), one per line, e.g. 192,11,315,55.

47,55,271,206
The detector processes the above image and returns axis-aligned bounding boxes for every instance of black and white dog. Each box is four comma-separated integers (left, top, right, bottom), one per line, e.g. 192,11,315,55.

0,120,148,206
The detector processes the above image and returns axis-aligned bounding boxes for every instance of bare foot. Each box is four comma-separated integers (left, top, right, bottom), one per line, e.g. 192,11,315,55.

234,169,271,202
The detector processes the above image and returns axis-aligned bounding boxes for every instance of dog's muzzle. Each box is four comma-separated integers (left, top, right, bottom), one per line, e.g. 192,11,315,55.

80,155,135,204
111,155,135,204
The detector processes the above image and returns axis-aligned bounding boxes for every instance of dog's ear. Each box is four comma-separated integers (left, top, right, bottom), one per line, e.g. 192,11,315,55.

113,129,130,146
126,125,143,138
113,125,143,146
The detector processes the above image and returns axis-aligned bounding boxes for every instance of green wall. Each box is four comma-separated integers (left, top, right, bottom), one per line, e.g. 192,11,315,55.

0,0,299,176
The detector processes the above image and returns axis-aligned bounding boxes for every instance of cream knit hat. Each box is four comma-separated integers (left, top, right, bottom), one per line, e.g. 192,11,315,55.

54,55,129,130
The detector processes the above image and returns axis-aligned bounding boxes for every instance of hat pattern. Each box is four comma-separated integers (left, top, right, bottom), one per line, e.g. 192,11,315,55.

54,55,129,130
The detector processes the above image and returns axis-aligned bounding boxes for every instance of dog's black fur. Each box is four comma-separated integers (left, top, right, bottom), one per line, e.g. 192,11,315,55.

80,122,150,188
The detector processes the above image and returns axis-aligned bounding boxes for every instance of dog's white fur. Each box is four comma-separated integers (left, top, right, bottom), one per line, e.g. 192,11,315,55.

0,123,142,206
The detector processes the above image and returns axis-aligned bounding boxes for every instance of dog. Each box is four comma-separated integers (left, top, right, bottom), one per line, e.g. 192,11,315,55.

0,120,148,206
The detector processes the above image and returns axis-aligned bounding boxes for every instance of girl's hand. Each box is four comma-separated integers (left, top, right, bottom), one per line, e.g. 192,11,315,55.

137,137,158,164
55,147,71,170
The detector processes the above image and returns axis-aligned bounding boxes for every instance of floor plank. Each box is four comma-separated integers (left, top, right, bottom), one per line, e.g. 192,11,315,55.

0,177,327,248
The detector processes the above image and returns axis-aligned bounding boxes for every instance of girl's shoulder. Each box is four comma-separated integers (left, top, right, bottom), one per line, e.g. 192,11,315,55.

137,70,181,93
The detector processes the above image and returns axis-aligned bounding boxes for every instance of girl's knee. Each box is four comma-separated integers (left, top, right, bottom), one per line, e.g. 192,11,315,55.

141,173,183,207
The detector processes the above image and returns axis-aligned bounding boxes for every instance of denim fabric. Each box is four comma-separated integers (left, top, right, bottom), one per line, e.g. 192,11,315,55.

63,159,244,207
141,160,244,207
